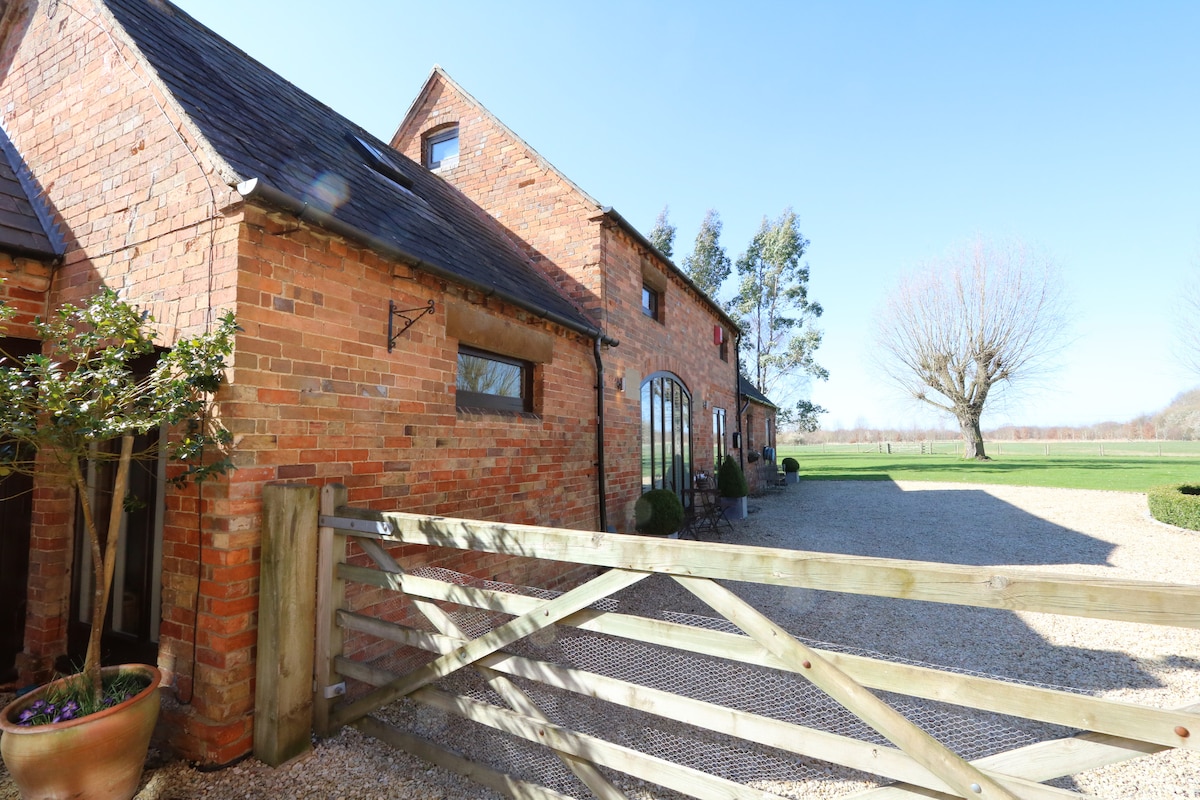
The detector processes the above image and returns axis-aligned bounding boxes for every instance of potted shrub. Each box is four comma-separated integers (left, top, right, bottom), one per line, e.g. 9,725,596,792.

716,454,748,521
634,489,685,537
781,456,800,485
0,289,236,800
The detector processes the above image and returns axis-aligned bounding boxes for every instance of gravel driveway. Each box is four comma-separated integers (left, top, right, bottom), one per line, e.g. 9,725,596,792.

725,481,1200,798
3,481,1198,798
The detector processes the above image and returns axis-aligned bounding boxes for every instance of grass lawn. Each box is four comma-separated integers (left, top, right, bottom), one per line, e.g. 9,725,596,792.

777,450,1200,493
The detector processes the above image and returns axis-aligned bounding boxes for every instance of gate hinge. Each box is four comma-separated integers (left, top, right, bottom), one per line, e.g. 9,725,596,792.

321,682,346,700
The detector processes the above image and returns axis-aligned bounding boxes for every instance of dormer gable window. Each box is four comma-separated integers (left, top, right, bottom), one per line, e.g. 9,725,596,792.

424,125,460,170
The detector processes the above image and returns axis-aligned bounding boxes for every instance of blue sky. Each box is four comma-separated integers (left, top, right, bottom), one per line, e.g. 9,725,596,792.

172,1,1200,431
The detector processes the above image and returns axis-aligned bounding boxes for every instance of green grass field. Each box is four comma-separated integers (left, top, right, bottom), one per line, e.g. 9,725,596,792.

776,445,1200,493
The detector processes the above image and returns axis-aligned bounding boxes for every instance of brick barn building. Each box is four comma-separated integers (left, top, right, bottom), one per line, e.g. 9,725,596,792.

0,0,776,762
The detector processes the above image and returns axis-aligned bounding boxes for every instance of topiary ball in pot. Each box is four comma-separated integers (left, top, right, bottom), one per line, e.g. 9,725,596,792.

635,489,685,536
781,457,800,473
716,455,748,499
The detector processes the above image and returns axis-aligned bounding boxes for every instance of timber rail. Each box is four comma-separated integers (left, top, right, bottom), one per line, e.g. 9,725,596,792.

254,483,1200,799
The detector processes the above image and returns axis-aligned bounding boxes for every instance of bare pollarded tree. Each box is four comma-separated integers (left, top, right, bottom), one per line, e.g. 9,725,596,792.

874,238,1069,459
1179,267,1200,377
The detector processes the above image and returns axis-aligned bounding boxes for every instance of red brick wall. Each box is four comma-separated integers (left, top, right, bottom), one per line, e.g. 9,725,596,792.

1,8,606,764
740,399,780,496
392,74,606,320
392,74,747,530
229,203,598,527
596,223,742,528
0,0,244,760
175,202,601,761
0,254,51,335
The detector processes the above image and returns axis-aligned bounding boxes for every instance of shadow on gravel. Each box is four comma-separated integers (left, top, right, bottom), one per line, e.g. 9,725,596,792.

610,480,1200,794
746,479,1115,568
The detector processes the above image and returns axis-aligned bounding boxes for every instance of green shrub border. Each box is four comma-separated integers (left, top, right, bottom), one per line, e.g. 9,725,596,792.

1147,484,1200,531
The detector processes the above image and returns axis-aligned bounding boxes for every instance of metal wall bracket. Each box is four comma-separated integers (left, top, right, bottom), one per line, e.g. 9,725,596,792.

388,299,435,352
318,515,395,536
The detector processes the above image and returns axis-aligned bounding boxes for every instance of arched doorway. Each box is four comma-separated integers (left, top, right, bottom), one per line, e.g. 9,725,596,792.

640,372,692,500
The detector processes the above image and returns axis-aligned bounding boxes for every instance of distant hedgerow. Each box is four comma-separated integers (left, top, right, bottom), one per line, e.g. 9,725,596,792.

1147,484,1200,531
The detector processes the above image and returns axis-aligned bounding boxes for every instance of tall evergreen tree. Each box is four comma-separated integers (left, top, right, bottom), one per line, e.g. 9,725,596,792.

648,205,676,258
682,209,731,299
732,209,827,429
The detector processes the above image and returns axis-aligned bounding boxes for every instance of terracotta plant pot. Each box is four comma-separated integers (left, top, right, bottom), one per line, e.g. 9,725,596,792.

0,664,161,800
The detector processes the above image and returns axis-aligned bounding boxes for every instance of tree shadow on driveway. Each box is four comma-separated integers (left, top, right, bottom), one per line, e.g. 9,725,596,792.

627,479,1200,705
746,479,1116,567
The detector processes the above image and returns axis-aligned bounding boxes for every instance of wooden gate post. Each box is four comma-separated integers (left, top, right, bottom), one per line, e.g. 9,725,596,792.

314,483,348,738
254,482,319,766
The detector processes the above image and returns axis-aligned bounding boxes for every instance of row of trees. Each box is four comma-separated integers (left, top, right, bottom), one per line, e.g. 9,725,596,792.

650,204,1200,460
800,413,1197,446
647,207,828,431
647,205,1070,457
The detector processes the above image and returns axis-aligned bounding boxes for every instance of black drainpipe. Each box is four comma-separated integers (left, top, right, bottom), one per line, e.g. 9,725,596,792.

735,329,746,470
593,336,612,532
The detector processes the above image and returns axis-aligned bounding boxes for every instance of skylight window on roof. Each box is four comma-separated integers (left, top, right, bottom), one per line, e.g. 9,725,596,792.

349,133,416,195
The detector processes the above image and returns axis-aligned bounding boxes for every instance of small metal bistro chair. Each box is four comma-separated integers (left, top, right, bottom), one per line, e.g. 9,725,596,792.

681,477,732,541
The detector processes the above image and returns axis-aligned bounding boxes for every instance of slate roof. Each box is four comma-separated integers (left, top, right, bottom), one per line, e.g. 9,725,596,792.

100,0,598,338
0,127,60,260
739,375,778,409
400,66,741,335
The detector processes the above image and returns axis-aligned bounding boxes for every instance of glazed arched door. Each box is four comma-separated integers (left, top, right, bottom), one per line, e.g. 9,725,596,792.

640,372,692,500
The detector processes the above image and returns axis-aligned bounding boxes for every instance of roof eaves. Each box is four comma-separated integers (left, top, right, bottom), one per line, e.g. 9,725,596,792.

738,375,779,410
237,177,614,345
0,126,63,261
596,205,740,333
95,0,257,188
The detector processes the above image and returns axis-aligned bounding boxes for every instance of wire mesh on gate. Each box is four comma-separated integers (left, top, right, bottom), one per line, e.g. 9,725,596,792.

339,566,1074,799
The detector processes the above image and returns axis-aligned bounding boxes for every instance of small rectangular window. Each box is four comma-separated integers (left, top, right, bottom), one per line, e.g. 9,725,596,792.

712,407,726,468
425,126,460,170
642,284,661,321
456,346,531,412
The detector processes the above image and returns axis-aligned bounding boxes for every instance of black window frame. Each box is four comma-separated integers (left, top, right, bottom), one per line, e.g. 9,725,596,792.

642,284,661,321
456,345,532,413
640,372,692,501
425,125,460,170
712,407,727,468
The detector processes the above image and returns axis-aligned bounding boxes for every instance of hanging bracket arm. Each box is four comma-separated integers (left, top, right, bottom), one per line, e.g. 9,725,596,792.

388,299,435,352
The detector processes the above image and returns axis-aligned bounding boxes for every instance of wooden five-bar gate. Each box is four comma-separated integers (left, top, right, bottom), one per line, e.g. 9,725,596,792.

254,483,1200,799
